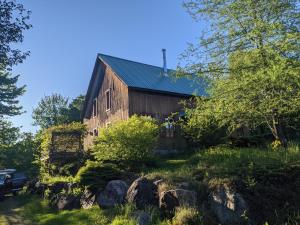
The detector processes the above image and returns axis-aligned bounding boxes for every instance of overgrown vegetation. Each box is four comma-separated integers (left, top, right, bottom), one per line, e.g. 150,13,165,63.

0,120,38,177
145,144,300,224
75,161,122,192
92,115,159,165
38,122,87,179
180,0,300,147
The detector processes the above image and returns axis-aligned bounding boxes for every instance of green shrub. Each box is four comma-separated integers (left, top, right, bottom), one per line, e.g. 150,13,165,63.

38,122,87,179
75,161,122,192
92,115,159,163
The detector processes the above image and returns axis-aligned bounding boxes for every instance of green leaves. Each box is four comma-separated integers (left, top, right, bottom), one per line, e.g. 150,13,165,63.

32,94,85,130
0,0,32,67
181,0,300,143
92,115,159,163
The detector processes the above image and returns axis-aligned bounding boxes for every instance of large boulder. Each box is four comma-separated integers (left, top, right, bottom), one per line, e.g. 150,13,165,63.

127,177,158,209
80,188,96,209
97,180,128,208
57,194,81,210
159,189,197,215
210,183,248,225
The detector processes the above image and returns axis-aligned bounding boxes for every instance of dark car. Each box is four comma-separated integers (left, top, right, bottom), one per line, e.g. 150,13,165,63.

0,169,27,200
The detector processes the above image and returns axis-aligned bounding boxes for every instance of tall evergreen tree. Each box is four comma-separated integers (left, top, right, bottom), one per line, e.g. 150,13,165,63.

0,0,31,117
0,65,25,117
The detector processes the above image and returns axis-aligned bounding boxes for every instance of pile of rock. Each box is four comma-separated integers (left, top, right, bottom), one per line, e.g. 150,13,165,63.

28,177,249,225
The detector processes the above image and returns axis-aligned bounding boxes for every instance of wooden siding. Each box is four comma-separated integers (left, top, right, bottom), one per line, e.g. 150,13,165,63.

84,62,129,149
128,89,189,121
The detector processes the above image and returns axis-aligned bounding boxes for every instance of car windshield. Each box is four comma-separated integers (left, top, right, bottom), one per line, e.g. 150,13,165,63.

0,174,5,181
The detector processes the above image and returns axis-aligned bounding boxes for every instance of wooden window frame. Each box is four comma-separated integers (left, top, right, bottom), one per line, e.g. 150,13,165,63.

92,98,97,117
93,128,98,137
105,88,111,111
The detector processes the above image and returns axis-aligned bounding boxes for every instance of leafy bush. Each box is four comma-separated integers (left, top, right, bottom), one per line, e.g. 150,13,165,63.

182,98,226,146
92,115,159,163
75,161,122,192
38,122,86,178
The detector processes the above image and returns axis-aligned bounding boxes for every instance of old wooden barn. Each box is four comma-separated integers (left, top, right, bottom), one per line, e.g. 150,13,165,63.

81,50,205,150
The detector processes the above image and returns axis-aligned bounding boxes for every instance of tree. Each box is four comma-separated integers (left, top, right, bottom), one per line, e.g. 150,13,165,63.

0,119,19,147
181,0,299,145
65,95,85,123
0,65,26,117
32,94,85,129
32,93,69,129
0,0,31,117
0,0,32,67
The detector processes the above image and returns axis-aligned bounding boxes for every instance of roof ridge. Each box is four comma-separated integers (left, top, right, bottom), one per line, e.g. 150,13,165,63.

98,53,175,71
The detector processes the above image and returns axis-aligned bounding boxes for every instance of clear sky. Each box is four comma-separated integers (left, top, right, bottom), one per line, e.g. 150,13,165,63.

11,0,201,133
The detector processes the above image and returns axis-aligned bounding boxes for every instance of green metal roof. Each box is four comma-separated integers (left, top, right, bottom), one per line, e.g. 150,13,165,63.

98,54,206,96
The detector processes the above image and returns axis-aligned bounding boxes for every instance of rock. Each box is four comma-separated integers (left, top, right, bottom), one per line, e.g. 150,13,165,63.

153,179,164,186
80,189,96,209
127,177,158,209
159,191,179,214
57,194,81,210
159,189,197,214
177,182,190,189
97,180,128,208
133,210,151,225
210,184,248,225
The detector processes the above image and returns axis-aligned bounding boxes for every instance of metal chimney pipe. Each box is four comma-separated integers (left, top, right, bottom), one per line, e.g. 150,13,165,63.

162,49,168,76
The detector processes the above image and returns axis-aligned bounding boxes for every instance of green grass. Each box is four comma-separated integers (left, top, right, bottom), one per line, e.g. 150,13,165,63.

1,145,299,225
145,144,300,182
144,144,300,225
0,194,115,225
0,194,168,225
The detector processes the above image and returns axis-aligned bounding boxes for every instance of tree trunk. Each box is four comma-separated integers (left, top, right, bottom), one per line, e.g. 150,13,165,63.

271,116,287,148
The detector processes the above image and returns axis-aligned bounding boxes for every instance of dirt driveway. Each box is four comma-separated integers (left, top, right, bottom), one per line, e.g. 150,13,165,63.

0,195,32,225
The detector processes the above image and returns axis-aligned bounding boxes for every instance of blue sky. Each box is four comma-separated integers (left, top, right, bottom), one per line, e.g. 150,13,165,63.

11,0,201,132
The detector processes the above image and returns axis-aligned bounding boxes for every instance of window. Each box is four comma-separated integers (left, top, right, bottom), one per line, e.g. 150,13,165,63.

165,118,174,138
105,89,111,111
93,128,98,137
92,98,97,117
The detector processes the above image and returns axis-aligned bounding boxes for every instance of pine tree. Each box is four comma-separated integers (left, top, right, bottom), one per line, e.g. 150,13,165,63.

0,65,25,117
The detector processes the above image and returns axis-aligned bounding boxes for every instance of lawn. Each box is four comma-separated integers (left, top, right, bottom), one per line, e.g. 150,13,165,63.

0,194,115,225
